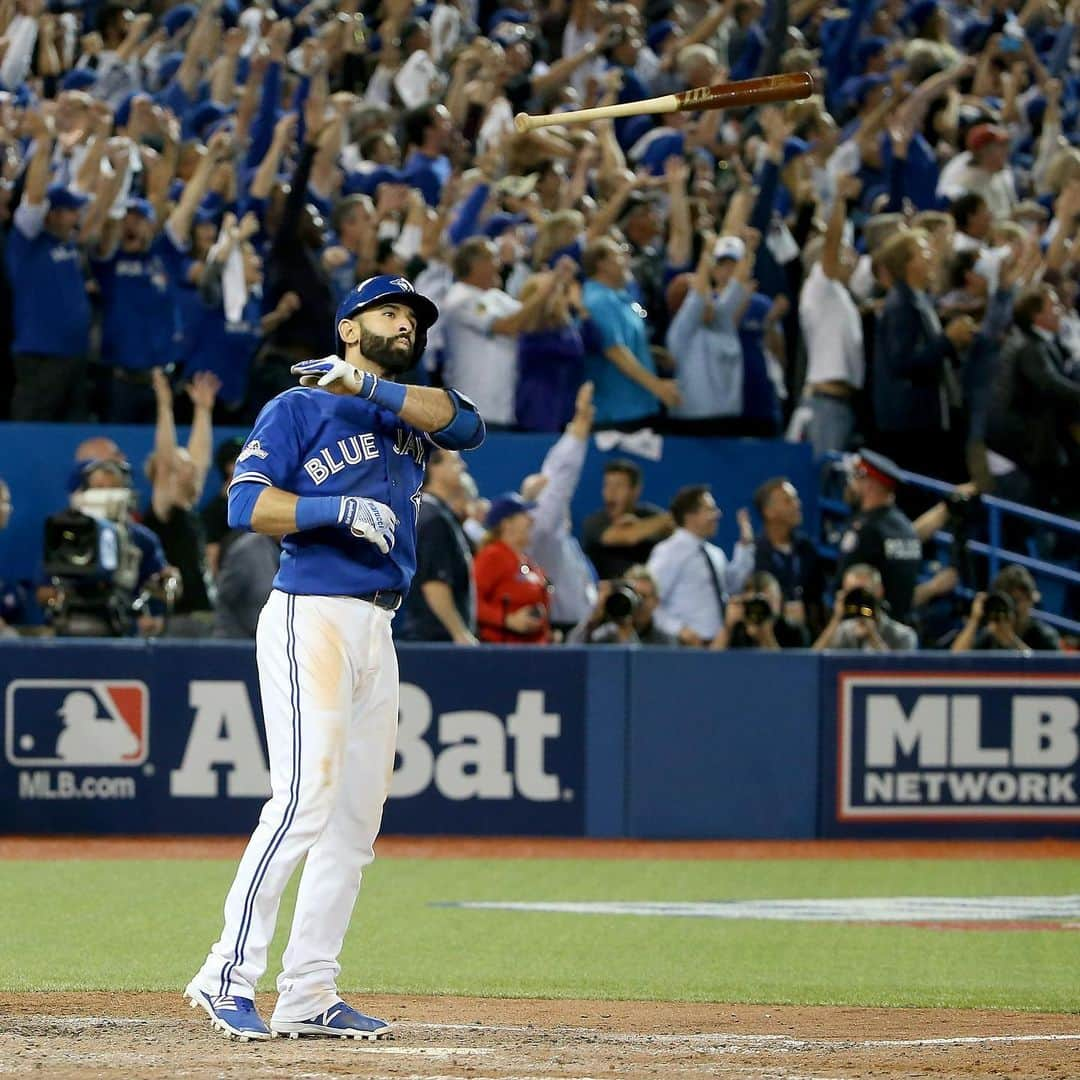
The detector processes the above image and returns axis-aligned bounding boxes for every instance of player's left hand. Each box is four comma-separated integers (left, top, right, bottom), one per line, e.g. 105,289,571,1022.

338,496,398,554
291,356,362,394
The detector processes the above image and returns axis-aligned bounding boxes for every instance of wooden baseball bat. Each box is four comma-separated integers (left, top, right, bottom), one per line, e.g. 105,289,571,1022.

513,71,815,134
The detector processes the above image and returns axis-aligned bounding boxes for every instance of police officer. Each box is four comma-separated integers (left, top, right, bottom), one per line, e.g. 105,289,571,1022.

836,451,922,624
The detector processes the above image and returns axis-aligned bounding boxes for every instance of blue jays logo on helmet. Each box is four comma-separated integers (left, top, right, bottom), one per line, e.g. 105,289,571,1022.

334,274,439,367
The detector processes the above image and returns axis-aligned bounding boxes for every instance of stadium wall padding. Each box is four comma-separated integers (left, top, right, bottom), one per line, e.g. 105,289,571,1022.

1,641,1077,838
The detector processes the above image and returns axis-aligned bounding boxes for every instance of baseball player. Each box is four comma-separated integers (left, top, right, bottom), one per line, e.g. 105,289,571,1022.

185,275,484,1041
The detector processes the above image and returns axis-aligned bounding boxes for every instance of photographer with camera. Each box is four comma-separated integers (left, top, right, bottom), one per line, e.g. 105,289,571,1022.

712,572,810,650
950,590,1033,653
991,565,1060,650
814,564,919,651
40,459,180,637
567,566,674,646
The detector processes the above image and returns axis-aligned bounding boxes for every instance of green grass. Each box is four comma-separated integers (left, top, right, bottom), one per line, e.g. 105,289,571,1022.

1,857,1078,1011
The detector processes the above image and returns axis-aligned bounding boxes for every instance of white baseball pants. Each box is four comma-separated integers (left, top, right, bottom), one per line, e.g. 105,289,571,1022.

190,589,399,1021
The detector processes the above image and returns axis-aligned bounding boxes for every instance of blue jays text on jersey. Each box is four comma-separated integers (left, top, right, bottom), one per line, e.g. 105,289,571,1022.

230,387,429,597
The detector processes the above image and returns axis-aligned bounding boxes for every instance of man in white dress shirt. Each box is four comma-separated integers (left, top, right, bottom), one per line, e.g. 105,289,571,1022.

647,485,755,646
798,174,864,456
522,382,598,631
441,237,563,427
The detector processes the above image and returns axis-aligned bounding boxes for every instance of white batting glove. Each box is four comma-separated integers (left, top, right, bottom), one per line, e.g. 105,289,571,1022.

291,356,362,393
338,496,398,554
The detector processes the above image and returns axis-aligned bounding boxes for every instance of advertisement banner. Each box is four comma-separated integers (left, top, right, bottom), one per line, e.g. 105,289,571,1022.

0,642,587,836
821,657,1080,836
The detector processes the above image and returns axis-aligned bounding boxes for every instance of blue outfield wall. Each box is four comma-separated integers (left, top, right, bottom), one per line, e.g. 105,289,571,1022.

0,423,817,587
0,641,1077,838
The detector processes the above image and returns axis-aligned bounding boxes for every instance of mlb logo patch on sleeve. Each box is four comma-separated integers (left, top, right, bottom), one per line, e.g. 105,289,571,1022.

5,680,149,767
237,440,270,463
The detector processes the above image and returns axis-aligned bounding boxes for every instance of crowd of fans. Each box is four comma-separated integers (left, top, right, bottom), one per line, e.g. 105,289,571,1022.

0,0,1076,645
0,0,1075,506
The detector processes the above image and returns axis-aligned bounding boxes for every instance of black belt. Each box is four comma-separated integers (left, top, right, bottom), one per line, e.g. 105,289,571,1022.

358,590,402,611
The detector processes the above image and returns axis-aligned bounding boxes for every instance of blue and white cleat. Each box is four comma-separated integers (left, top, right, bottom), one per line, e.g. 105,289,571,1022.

271,1001,392,1040
184,983,273,1041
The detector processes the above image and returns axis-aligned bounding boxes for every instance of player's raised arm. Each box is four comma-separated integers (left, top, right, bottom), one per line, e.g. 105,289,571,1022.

290,276,486,451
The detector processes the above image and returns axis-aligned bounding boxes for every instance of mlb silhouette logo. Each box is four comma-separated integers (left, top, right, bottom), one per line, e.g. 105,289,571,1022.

4,680,149,767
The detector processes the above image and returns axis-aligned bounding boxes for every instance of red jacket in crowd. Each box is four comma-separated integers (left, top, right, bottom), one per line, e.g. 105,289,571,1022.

473,540,552,644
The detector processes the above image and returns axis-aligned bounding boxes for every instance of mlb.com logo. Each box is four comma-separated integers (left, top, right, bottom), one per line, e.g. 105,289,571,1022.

838,673,1080,822
5,680,149,767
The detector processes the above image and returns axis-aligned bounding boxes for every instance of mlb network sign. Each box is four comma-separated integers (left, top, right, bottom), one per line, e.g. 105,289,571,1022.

838,673,1080,821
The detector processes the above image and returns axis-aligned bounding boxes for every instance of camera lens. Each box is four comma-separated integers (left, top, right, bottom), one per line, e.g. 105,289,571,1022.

842,587,877,620
744,596,772,624
604,584,638,620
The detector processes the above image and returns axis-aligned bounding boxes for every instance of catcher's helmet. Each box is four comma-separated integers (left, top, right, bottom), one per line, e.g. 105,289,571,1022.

334,275,439,367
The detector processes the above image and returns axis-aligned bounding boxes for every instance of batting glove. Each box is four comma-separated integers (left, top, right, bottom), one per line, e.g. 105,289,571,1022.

291,356,364,394
338,496,398,554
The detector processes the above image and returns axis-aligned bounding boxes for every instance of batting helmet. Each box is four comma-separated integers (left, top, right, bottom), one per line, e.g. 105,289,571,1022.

334,274,439,368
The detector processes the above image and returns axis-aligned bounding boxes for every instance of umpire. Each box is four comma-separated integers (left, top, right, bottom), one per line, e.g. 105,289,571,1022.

836,451,922,624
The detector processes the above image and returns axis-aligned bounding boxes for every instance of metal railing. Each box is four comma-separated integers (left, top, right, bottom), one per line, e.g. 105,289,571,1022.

817,452,1080,636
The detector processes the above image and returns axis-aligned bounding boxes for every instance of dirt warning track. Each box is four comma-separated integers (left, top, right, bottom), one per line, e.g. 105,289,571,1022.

1,835,1077,860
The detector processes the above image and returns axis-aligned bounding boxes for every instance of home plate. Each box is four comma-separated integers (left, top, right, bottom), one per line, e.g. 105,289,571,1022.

349,1046,495,1057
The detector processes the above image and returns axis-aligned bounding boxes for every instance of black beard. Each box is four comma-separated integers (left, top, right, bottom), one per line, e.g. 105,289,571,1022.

359,326,414,374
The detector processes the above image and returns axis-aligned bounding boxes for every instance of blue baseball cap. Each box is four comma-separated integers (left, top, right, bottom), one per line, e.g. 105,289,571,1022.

960,18,991,51
487,8,533,31
334,275,439,363
483,211,529,238
156,51,185,87
638,129,685,174
646,19,677,51
783,136,811,164
187,101,233,141
855,36,888,71
486,492,537,530
12,83,36,109
738,292,773,334
905,0,939,31
114,92,138,129
163,3,198,37
46,183,89,211
848,73,890,108
61,68,98,92
125,197,157,223
193,195,224,227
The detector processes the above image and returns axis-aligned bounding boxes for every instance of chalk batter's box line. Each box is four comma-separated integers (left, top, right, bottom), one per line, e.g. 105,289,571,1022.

8,1015,1080,1050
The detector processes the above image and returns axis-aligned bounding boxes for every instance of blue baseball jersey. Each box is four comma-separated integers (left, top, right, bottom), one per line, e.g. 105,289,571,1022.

92,236,181,372
230,387,429,597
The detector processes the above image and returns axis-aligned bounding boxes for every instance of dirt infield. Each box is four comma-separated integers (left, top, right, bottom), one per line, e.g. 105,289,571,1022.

0,992,1077,1080
2,837,1077,1078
